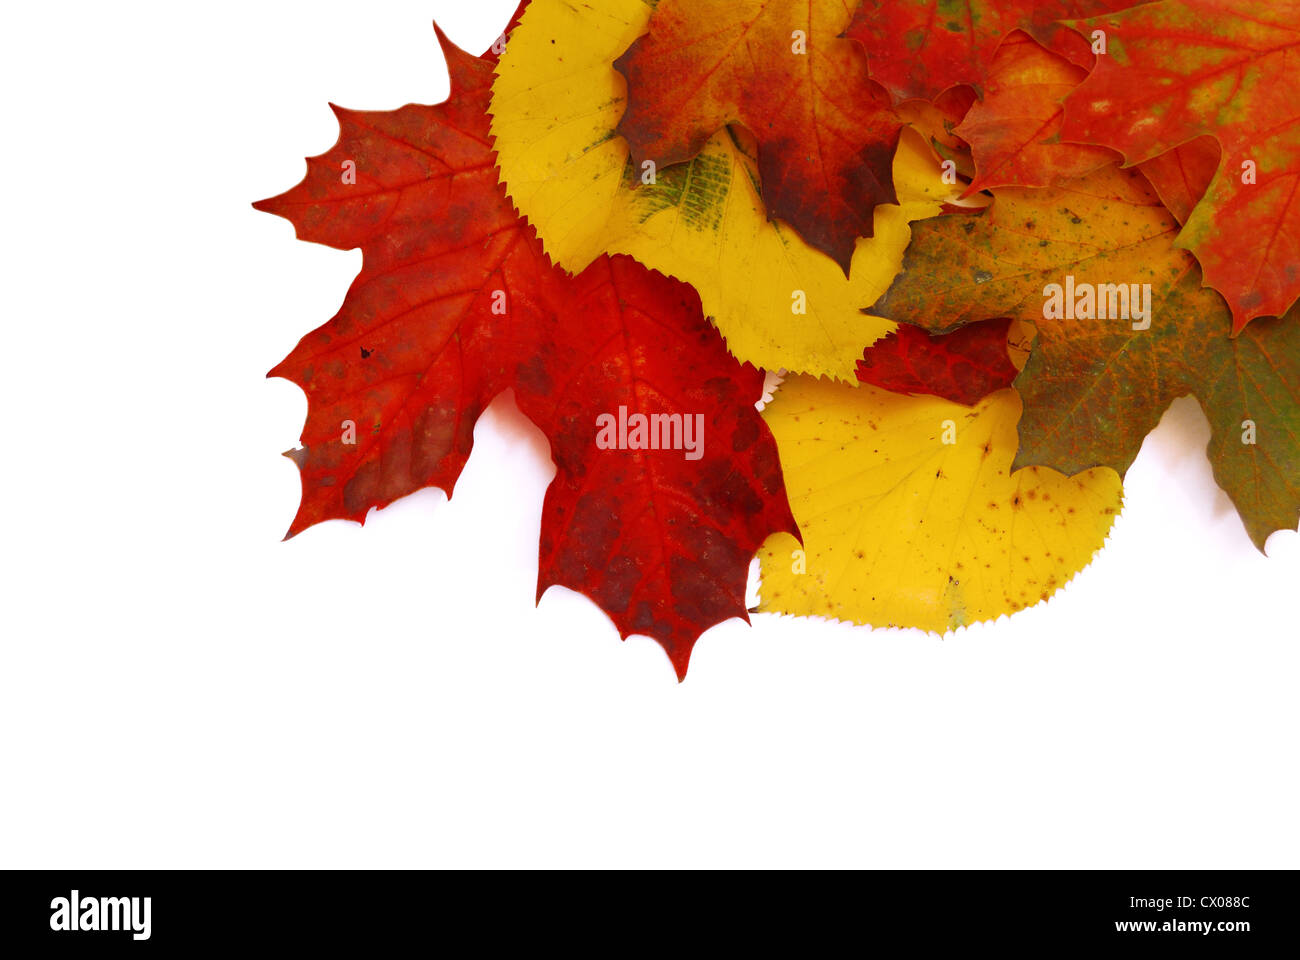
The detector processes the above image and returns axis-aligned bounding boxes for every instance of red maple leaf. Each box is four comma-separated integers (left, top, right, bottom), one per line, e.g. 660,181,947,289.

254,25,798,678
856,318,1020,406
846,0,1130,103
953,32,1120,195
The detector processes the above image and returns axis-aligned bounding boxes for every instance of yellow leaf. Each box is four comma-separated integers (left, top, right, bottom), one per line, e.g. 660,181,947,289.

758,377,1123,631
489,0,949,382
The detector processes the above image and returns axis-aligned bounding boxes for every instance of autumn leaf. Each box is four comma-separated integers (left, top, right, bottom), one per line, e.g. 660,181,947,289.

255,25,798,678
758,377,1122,631
1135,136,1219,225
1060,0,1300,332
845,0,1127,103
490,0,952,382
898,86,979,168
857,317,1022,406
612,0,902,273
954,31,1119,194
871,164,1300,551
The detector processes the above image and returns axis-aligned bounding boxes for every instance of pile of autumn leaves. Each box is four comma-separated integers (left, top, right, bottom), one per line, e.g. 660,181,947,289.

258,0,1299,678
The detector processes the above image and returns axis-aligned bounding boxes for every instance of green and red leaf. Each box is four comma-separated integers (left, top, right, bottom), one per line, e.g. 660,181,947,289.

870,164,1300,550
1060,0,1300,332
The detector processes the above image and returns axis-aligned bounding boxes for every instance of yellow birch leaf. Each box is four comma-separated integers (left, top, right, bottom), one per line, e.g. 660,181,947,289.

489,0,949,382
758,376,1123,631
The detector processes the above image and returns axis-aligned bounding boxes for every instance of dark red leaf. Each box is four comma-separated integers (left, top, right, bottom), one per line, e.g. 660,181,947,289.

857,319,1020,406
255,26,798,678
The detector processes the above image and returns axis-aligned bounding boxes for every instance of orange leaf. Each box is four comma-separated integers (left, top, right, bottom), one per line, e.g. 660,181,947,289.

955,32,1119,194
614,0,901,274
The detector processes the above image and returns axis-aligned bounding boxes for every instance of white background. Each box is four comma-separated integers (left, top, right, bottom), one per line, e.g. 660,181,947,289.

2,1,1297,869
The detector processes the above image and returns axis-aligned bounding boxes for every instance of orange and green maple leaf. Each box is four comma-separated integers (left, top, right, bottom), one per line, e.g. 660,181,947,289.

872,164,1300,550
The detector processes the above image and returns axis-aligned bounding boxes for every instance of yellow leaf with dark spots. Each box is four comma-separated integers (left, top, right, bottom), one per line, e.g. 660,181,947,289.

758,376,1122,631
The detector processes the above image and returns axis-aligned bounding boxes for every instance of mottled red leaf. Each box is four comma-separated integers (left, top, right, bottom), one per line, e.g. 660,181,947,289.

255,26,798,678
1060,0,1300,332
846,0,1129,103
